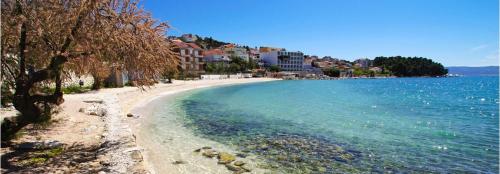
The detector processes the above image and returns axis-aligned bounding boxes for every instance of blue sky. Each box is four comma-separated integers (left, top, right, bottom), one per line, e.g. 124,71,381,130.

142,0,498,66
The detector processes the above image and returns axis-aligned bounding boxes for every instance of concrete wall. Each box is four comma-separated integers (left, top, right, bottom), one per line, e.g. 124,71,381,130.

201,73,252,80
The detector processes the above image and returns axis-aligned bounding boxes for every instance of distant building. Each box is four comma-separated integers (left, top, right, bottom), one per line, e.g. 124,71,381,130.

181,34,198,42
167,36,177,40
222,44,250,62
249,48,260,61
322,56,339,63
260,49,304,72
259,46,283,53
172,39,205,76
303,55,317,70
369,67,382,73
354,58,372,69
204,49,229,62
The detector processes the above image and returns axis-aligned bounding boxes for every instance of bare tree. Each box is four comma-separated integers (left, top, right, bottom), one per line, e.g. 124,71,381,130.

1,0,178,141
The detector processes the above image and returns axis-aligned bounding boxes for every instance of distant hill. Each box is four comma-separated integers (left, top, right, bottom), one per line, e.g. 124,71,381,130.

446,66,499,76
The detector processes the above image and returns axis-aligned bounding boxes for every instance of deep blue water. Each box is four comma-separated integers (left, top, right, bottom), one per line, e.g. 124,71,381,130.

175,77,499,173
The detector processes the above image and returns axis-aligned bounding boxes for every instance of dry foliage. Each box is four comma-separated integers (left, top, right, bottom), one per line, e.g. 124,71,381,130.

0,0,178,141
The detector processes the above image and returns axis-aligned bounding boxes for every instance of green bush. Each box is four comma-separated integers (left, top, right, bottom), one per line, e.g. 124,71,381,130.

62,85,91,94
40,85,91,94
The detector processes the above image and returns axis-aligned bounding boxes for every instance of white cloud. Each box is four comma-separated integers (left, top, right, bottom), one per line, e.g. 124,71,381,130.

470,44,489,52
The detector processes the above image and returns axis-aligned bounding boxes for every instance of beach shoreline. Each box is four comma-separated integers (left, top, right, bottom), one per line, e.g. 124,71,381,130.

0,78,277,173
132,78,280,173
122,78,278,173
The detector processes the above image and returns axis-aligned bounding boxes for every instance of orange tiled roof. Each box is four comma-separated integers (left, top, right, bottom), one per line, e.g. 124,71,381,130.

187,43,202,50
204,49,224,56
172,39,201,50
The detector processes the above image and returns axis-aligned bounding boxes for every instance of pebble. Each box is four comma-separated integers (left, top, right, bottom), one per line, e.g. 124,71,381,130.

83,99,104,104
172,160,187,165
130,150,143,162
234,161,245,166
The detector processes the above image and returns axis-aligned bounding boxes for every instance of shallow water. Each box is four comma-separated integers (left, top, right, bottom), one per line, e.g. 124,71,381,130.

156,77,499,173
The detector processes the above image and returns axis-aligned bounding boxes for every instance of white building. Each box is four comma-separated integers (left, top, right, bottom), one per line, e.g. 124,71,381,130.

260,49,304,72
223,44,250,62
181,34,198,43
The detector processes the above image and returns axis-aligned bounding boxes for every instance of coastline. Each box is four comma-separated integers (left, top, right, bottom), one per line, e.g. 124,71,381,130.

0,78,277,173
122,78,278,173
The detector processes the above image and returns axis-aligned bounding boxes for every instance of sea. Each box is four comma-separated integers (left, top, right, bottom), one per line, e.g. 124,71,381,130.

145,77,499,173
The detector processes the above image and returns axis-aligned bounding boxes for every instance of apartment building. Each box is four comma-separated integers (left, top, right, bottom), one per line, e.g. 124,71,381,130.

260,48,304,72
172,39,205,76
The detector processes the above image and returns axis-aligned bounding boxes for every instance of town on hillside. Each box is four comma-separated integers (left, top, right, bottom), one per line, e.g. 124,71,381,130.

165,34,447,81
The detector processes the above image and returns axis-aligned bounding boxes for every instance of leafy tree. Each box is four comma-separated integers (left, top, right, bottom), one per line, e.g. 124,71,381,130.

195,36,228,49
228,63,241,73
323,67,340,77
373,56,447,77
1,0,178,141
247,59,260,70
352,68,374,77
205,63,216,73
269,65,281,72
229,56,248,72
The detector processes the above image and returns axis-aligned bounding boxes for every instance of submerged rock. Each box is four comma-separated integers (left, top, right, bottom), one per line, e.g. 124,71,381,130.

225,164,241,171
236,153,247,158
202,150,217,158
240,165,252,172
234,132,363,173
202,146,212,149
193,148,201,152
126,113,134,117
218,152,236,164
334,153,354,163
233,161,245,166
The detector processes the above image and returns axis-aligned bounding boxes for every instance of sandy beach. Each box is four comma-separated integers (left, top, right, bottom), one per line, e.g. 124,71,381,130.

1,78,277,173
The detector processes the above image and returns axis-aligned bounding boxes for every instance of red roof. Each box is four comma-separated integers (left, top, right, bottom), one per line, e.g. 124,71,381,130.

203,49,224,56
172,39,201,50
187,43,202,50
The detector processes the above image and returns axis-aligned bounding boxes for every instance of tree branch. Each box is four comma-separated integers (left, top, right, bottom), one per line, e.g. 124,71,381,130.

17,23,26,79
60,0,96,53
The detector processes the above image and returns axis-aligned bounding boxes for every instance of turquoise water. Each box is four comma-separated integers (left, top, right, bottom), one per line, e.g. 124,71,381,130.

173,77,498,173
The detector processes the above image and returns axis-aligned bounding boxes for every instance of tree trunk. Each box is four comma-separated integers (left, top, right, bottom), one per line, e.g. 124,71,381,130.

92,74,102,90
1,1,88,143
